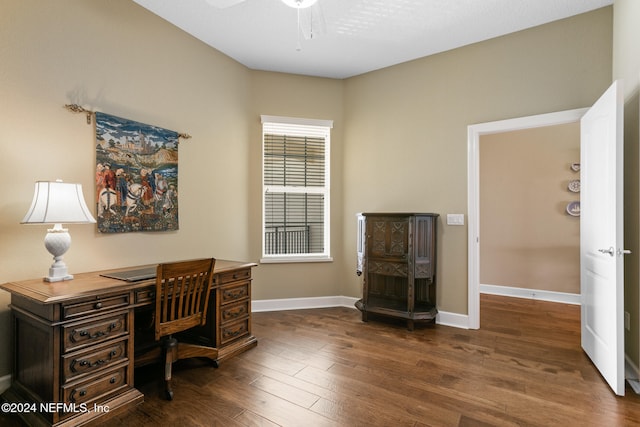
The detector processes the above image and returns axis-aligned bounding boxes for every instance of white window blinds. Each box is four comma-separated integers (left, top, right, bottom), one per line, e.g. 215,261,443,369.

261,116,332,261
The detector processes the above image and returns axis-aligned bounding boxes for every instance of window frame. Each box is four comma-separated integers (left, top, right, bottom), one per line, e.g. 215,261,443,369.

260,115,333,263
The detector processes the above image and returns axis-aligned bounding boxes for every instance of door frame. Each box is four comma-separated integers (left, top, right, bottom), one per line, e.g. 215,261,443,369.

467,108,588,329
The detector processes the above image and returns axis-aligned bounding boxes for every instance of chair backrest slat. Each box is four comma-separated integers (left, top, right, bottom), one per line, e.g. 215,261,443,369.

155,258,216,340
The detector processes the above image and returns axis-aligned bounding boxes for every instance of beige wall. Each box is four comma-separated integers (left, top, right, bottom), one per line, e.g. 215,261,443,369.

342,8,612,314
613,0,640,371
0,0,613,379
479,124,580,294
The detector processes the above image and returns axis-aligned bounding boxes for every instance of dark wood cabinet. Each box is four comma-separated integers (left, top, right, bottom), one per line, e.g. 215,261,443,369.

355,213,438,330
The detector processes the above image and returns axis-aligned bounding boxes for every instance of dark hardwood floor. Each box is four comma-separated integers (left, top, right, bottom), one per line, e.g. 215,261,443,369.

4,294,640,426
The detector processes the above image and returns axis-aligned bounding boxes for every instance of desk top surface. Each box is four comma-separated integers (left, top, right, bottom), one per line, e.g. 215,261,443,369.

0,259,257,304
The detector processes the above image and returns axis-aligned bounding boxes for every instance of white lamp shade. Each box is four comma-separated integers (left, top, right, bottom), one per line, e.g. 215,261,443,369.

22,181,96,224
281,0,317,8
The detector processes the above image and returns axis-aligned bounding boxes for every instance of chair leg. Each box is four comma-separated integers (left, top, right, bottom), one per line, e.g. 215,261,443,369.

162,336,178,400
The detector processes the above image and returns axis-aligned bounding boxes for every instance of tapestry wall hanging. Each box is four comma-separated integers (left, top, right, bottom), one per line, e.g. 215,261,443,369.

95,112,179,233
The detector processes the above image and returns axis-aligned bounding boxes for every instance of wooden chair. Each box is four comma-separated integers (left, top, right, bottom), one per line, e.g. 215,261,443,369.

154,258,216,400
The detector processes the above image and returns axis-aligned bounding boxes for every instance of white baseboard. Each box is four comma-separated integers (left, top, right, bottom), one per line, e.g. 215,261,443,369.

626,354,640,381
252,295,360,312
0,374,10,394
252,296,470,329
480,284,581,305
626,356,640,394
436,311,470,329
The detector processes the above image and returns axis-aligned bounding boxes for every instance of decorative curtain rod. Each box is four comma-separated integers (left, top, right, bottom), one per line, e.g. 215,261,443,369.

63,104,192,140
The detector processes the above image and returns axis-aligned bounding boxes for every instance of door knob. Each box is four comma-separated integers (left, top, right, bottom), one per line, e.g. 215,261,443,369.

598,247,615,256
598,247,632,257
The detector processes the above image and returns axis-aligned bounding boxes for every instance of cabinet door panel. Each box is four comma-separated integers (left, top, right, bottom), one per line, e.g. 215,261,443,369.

414,216,435,279
367,217,409,260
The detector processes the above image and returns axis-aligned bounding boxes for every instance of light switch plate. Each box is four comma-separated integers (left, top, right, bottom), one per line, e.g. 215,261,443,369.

447,214,465,226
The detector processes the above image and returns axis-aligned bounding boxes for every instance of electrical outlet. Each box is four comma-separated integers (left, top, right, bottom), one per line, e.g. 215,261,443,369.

625,311,631,331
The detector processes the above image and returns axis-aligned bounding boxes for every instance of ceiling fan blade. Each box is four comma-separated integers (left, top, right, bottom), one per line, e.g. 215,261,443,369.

205,0,246,9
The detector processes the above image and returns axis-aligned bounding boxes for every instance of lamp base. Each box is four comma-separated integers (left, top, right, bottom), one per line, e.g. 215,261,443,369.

43,224,74,283
45,260,74,282
45,275,74,282
44,273,74,282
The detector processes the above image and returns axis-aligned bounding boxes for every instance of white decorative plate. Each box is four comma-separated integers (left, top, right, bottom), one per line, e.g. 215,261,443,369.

566,201,580,216
568,179,580,192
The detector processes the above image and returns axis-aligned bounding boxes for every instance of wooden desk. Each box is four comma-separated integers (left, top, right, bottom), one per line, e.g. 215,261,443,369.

0,259,257,427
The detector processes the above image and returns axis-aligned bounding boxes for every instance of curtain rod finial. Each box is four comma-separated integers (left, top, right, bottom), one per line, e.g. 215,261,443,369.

64,104,92,125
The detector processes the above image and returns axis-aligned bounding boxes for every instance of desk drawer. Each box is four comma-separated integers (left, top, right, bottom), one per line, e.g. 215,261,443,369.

216,268,251,285
135,288,156,305
63,292,130,320
63,312,129,353
220,318,249,345
62,337,128,383
220,282,250,305
221,300,249,324
62,363,129,406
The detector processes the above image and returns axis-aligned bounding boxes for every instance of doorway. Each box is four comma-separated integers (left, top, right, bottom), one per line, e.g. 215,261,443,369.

467,108,587,329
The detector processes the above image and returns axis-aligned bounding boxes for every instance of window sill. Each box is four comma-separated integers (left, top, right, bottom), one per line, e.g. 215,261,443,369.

260,256,333,264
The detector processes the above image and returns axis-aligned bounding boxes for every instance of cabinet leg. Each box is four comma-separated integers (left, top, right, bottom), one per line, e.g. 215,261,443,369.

407,320,414,331
362,312,368,322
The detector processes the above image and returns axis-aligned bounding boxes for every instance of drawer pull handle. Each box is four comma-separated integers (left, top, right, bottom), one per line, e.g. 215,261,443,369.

76,350,119,369
79,330,105,339
225,307,246,318
79,358,105,368
94,302,103,309
79,389,87,397
110,377,116,384
223,327,245,338
223,290,245,299
75,322,120,340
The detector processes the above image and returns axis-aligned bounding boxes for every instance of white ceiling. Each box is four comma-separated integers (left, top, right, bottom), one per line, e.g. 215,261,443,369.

133,0,613,79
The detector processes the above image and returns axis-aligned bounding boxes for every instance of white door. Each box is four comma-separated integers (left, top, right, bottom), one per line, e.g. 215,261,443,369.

580,80,625,396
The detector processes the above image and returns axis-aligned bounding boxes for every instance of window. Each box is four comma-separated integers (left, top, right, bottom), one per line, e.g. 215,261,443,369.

261,115,333,262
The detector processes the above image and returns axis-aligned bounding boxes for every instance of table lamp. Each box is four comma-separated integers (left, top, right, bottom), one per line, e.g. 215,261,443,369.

21,180,96,282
